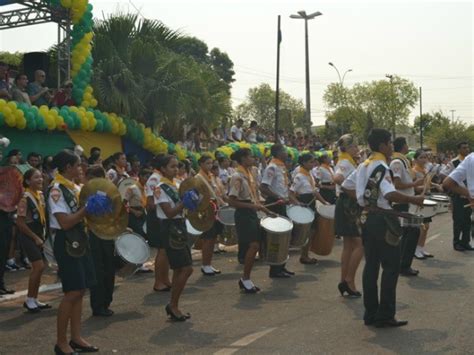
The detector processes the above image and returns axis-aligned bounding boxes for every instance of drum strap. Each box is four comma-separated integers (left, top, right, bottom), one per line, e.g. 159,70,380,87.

160,184,180,204
364,164,387,209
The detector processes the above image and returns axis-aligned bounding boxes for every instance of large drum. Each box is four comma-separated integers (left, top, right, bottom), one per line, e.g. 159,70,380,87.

216,206,236,226
409,199,437,218
260,216,293,265
429,194,450,214
311,201,335,256
114,232,150,278
286,205,315,248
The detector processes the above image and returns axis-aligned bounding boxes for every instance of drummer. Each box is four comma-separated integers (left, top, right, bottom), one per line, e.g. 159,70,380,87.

196,155,225,276
106,152,130,185
333,134,363,297
47,150,98,353
154,155,193,321
145,155,171,292
228,148,272,293
314,153,337,204
260,143,300,278
290,153,328,264
125,168,152,237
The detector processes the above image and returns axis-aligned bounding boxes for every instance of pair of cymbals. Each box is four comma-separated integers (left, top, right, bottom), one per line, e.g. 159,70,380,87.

179,177,211,212
79,178,128,240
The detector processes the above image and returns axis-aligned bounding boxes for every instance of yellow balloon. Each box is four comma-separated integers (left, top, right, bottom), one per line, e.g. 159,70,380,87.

17,117,27,129
0,99,6,106
6,116,15,127
60,0,72,7
90,99,98,108
7,101,17,110
2,106,12,117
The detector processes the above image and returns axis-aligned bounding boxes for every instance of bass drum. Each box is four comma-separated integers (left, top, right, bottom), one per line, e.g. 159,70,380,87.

286,205,314,248
310,216,335,256
260,216,293,265
114,232,150,278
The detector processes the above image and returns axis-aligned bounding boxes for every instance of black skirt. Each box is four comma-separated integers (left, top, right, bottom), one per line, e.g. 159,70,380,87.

146,211,161,248
235,207,261,244
159,218,192,270
334,193,361,237
201,220,224,240
53,229,97,293
320,188,337,205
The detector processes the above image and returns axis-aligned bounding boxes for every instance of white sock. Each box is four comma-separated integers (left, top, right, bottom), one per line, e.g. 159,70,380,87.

241,278,255,289
35,299,46,307
26,297,37,308
202,265,214,273
7,258,15,265
210,266,220,272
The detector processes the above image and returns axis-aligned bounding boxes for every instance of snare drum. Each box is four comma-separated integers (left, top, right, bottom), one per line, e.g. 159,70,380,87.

401,214,424,228
260,216,293,265
316,201,336,219
286,205,315,248
114,232,150,278
409,199,437,218
429,194,450,214
216,206,236,226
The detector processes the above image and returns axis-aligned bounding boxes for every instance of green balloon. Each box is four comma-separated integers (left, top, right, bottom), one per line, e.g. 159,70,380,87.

0,112,4,126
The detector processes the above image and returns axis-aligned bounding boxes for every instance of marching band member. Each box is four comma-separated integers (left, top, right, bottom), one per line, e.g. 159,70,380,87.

16,168,51,312
441,142,472,251
260,144,299,278
355,129,423,328
290,153,328,264
390,138,424,276
125,168,152,237
106,152,129,185
85,165,116,317
196,155,225,275
154,155,193,321
47,150,98,354
333,134,363,297
145,155,172,292
228,148,272,293
314,153,337,204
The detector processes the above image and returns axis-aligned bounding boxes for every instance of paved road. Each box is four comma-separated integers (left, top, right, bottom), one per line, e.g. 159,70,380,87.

1,212,474,354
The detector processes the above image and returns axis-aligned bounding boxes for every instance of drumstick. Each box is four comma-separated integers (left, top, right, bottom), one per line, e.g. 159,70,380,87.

263,199,286,208
463,202,474,208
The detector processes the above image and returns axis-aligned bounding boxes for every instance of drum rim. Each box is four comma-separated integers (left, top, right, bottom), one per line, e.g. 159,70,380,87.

185,219,203,235
260,216,293,232
115,232,150,263
286,205,315,223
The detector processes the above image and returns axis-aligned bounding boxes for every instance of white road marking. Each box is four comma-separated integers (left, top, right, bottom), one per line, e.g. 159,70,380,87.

426,233,441,244
214,327,277,355
0,283,62,303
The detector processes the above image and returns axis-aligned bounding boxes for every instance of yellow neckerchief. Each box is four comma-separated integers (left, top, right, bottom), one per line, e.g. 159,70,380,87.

53,173,79,200
137,181,147,208
25,188,46,226
270,158,289,186
299,166,315,189
338,152,357,167
392,152,415,179
413,163,426,176
160,176,177,188
363,152,387,166
457,154,465,162
237,164,259,203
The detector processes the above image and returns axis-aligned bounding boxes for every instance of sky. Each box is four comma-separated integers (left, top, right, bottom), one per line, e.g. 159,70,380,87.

0,0,472,126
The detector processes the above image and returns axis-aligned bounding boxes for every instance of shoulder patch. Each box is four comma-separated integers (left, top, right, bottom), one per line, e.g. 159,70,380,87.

50,188,62,203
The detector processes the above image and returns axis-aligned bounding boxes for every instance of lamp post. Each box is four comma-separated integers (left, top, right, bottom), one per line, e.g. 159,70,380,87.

328,62,352,86
386,74,396,137
328,62,352,133
290,10,322,134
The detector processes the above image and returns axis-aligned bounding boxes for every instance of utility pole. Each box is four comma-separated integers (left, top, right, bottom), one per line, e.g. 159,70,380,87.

274,15,281,142
419,87,423,149
450,109,456,123
386,74,396,138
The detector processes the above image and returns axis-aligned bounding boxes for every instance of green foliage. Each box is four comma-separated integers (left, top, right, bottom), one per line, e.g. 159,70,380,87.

90,13,234,141
0,51,23,67
235,83,305,132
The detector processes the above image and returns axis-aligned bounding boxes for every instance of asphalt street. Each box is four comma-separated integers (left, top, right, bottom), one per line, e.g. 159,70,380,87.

1,212,474,354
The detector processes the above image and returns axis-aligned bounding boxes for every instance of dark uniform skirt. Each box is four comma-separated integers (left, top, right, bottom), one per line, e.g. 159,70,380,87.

235,205,261,244
146,211,162,248
159,218,192,270
335,193,361,237
201,220,224,240
53,229,97,293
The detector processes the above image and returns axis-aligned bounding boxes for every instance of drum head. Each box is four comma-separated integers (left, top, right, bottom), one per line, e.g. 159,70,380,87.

424,199,437,206
186,219,203,236
115,232,150,265
286,205,315,224
117,178,138,200
260,216,293,233
430,194,449,202
217,206,236,226
316,201,335,219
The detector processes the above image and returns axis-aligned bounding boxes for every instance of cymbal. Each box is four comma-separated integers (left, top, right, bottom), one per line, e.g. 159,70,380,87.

0,167,24,212
179,176,210,212
187,204,215,232
79,178,128,240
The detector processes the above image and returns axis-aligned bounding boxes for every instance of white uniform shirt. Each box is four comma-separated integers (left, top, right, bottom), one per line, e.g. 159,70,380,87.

290,172,315,195
448,153,474,194
47,183,81,230
106,168,129,185
315,166,334,184
334,159,356,195
218,167,230,186
355,160,396,210
145,172,161,197
341,170,357,191
154,182,183,219
390,159,414,196
261,162,289,199
230,125,243,141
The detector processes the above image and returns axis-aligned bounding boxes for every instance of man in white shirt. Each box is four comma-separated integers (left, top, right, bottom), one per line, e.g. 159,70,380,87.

230,119,244,142
442,151,474,250
355,129,423,328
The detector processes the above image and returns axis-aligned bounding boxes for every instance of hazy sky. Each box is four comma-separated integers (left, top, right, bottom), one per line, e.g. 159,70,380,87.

1,0,472,126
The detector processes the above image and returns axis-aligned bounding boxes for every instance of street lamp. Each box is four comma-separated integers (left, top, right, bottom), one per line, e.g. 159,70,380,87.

290,10,322,134
385,74,396,137
328,62,352,85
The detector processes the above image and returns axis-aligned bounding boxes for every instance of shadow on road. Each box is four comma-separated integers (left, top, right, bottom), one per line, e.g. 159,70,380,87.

149,321,217,347
407,273,469,291
0,307,55,331
83,310,145,332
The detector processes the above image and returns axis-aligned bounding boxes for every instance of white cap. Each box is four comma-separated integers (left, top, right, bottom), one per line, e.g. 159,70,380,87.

0,137,10,148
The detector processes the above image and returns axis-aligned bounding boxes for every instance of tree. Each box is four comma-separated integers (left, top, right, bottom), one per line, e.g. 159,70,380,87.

235,83,305,132
413,111,450,135
323,75,418,140
0,51,23,67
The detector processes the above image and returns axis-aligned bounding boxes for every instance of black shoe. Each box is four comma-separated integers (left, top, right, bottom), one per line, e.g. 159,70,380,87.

269,271,291,278
0,287,15,295
165,304,187,321
364,319,375,326
69,340,99,353
374,318,408,328
400,268,419,277
23,302,40,313
282,267,295,276
454,244,466,251
238,279,259,294
54,345,78,355
461,244,474,251
92,308,114,317
153,286,171,292
338,281,362,298
36,302,52,310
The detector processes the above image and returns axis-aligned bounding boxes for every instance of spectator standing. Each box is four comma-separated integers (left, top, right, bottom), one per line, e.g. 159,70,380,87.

209,128,225,151
246,121,258,143
27,70,52,107
0,62,11,100
52,80,75,107
230,119,244,142
27,152,42,169
11,74,31,106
